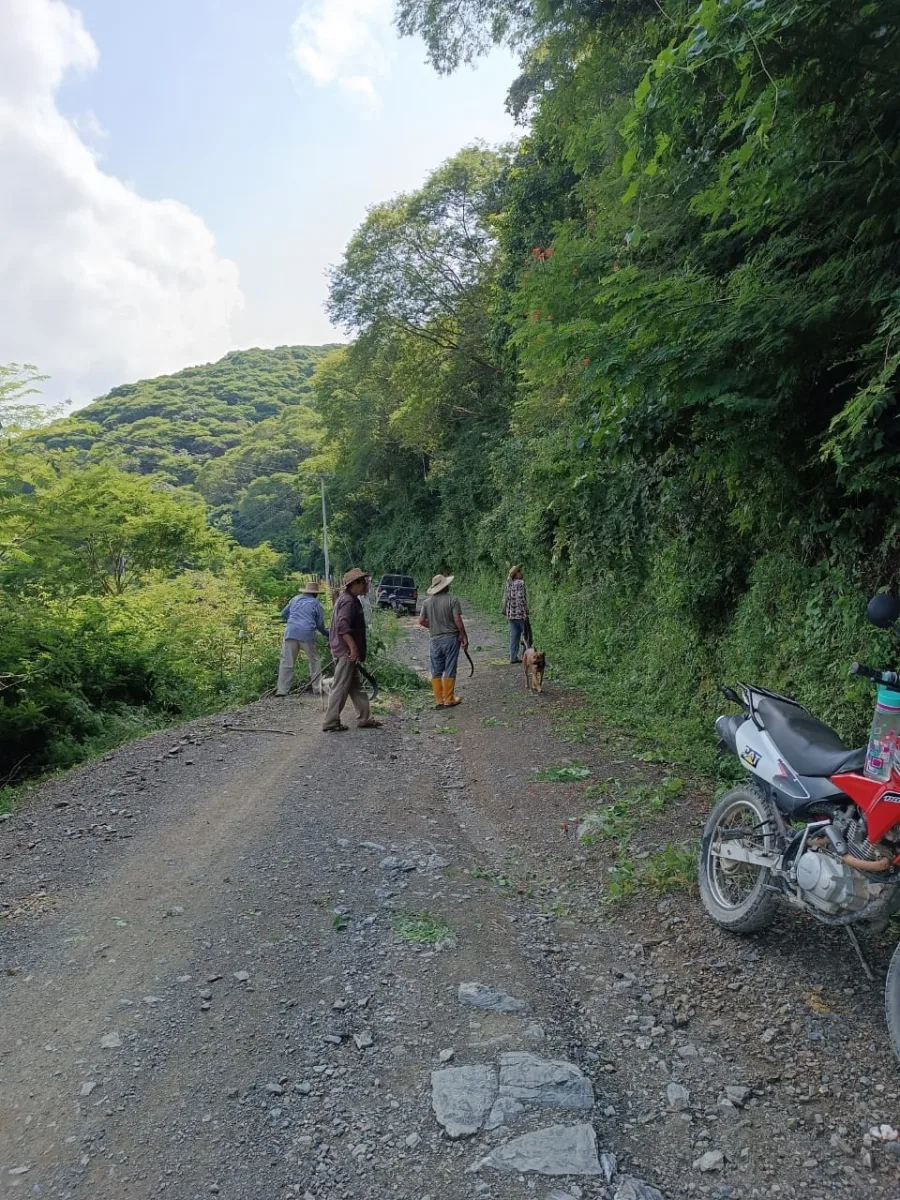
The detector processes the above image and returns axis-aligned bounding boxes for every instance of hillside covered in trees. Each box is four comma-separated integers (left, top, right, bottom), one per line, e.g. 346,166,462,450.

314,0,900,755
0,347,336,785
33,344,338,561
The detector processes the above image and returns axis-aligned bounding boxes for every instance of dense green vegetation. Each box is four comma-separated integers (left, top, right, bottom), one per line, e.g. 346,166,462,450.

316,0,900,761
0,347,337,789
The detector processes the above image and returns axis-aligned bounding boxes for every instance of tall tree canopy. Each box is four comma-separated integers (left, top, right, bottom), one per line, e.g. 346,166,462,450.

313,0,900,750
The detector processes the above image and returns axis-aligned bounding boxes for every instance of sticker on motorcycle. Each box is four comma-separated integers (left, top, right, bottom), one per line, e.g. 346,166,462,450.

740,746,761,768
879,792,900,805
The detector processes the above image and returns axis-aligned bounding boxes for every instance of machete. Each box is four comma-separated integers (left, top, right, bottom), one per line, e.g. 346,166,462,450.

355,661,380,701
293,654,379,702
463,646,475,677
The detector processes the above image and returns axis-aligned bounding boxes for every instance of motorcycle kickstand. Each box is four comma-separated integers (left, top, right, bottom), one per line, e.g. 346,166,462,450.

844,924,876,985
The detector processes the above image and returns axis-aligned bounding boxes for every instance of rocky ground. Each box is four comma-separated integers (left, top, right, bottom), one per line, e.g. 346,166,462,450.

1,607,899,1200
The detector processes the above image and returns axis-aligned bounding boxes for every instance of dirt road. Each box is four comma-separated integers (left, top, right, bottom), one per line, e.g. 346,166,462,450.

1,608,899,1199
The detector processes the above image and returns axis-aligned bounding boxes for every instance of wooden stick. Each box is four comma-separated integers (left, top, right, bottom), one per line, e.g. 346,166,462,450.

223,726,296,736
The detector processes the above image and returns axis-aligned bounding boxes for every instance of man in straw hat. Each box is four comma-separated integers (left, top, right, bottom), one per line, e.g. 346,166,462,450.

418,573,469,708
276,579,328,696
322,567,382,732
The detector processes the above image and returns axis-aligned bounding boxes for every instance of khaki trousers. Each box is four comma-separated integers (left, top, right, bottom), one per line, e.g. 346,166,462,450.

322,655,371,729
276,639,321,696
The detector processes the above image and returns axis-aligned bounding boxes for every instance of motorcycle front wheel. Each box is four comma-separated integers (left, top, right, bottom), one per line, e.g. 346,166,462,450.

884,944,900,1063
698,782,780,934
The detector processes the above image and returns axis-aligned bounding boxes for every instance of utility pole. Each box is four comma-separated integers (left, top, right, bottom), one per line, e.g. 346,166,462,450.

320,475,330,586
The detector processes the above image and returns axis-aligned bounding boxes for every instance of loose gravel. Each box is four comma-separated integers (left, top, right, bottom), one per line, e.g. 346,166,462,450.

0,609,898,1200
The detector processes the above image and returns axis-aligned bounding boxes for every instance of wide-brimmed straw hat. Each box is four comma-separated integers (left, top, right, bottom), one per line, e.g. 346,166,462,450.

343,567,370,587
427,573,454,595
302,580,320,594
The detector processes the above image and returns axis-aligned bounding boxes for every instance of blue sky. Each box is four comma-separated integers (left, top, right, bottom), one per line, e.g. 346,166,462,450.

0,0,519,404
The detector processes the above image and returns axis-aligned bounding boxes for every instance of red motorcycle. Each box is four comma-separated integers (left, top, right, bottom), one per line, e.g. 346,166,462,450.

700,594,900,1058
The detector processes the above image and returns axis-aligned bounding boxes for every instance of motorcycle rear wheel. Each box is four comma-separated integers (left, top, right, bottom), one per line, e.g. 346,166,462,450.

698,782,780,934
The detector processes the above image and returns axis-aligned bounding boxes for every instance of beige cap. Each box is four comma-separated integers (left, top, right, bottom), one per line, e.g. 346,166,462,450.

302,580,320,594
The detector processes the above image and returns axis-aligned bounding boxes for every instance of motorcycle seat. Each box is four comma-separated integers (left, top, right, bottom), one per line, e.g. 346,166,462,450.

756,696,865,777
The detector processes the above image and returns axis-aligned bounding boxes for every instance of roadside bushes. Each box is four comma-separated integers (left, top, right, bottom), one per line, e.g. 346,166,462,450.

0,432,303,788
0,571,281,782
460,547,892,769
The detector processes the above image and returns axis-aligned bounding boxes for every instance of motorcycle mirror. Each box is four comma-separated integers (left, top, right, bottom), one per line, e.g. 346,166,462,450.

867,594,900,629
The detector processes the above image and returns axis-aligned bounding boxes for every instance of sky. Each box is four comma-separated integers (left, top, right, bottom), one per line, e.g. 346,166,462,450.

0,0,520,407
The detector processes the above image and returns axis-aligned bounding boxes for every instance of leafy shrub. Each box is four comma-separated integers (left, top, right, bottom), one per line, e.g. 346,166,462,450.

0,569,280,784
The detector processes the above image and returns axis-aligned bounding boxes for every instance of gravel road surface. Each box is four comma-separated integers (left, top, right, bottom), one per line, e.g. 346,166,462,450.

1,607,899,1200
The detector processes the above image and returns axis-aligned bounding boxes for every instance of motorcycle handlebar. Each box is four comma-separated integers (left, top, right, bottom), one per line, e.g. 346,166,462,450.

850,663,900,686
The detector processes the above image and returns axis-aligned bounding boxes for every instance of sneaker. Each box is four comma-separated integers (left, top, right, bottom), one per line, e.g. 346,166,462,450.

357,719,383,729
323,723,349,733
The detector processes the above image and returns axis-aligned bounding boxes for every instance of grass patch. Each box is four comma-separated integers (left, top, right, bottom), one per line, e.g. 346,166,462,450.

641,844,696,894
578,776,683,846
482,715,510,728
393,912,452,944
365,611,430,698
0,777,39,816
556,705,595,744
368,653,430,696
533,761,592,782
607,844,696,902
574,776,692,903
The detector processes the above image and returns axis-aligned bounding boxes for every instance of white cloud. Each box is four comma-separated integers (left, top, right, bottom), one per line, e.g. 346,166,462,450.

0,0,243,403
290,0,394,107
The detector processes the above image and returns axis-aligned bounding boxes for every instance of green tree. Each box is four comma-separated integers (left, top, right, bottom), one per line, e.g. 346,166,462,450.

1,459,218,595
0,363,56,439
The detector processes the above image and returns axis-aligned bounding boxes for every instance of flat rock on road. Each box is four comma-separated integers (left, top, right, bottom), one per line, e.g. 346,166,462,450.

1,608,899,1200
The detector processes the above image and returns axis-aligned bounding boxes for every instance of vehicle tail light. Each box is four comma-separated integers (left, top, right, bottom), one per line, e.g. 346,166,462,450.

413,589,418,598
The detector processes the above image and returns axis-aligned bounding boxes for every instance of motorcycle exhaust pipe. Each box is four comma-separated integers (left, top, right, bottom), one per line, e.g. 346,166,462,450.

841,853,892,873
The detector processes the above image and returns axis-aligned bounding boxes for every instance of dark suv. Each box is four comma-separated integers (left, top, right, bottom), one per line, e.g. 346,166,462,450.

375,573,418,615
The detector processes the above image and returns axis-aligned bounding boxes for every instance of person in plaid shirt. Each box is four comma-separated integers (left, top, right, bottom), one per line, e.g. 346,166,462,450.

502,565,529,663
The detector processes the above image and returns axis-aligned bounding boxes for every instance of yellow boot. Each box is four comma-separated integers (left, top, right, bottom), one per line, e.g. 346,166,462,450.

431,678,444,708
442,676,462,707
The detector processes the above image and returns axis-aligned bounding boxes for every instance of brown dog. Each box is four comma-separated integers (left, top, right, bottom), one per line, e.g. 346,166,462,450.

523,647,546,693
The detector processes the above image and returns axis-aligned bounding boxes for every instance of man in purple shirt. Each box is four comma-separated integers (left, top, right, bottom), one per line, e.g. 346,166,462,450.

322,567,382,733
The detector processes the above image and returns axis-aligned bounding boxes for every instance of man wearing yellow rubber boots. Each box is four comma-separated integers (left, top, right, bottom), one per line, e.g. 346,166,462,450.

417,573,469,708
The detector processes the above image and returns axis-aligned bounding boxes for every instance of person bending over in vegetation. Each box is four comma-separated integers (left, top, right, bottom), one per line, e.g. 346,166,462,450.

276,580,327,697
418,573,468,708
502,566,530,664
322,568,382,733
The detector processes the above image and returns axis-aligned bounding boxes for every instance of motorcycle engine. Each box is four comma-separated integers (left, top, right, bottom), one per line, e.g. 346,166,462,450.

795,848,876,915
